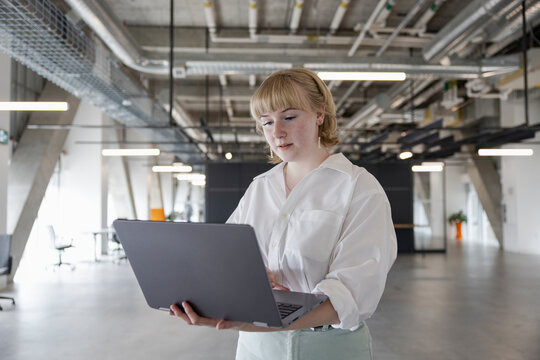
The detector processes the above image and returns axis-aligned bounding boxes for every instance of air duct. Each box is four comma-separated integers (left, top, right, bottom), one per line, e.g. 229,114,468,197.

423,0,516,62
65,0,169,75
0,0,205,161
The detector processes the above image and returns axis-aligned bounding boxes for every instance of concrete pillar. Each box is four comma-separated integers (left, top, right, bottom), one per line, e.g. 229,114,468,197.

7,82,80,281
0,52,12,289
0,52,11,235
466,155,504,248
100,114,109,254
413,172,431,226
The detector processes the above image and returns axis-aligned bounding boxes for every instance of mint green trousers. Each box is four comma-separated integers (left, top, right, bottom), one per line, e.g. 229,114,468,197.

235,322,372,360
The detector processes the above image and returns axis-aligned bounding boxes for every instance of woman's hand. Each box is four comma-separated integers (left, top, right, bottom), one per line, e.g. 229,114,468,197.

169,301,258,331
266,268,290,291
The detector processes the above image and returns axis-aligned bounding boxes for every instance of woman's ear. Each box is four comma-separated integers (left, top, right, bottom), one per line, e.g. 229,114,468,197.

316,108,325,125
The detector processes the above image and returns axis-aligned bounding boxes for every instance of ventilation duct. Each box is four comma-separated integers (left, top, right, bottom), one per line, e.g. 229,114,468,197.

423,0,518,62
0,0,204,161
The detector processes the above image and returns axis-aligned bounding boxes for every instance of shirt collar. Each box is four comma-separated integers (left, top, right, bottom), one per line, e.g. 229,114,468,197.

318,153,354,177
253,153,353,180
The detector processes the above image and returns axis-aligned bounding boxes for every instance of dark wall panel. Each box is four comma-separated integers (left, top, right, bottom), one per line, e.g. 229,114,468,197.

206,163,272,223
206,161,413,253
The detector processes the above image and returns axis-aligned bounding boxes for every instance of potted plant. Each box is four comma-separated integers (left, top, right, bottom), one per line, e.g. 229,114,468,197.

448,210,468,240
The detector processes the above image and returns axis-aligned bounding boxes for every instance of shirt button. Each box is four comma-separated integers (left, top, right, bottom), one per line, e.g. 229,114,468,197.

272,242,277,248
281,212,287,218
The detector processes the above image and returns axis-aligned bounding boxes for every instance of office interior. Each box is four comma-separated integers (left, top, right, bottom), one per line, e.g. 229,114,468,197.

0,0,539,359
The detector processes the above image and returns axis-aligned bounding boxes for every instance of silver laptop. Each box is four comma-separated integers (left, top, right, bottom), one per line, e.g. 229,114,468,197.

113,219,328,328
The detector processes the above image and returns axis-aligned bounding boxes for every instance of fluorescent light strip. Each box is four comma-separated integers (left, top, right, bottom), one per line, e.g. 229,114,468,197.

421,162,444,167
102,148,160,156
411,165,444,172
478,148,534,156
177,173,206,181
152,165,193,173
192,180,206,186
317,72,407,81
0,101,69,111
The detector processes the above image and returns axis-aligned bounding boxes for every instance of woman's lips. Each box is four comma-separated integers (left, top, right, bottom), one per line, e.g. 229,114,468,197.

278,144,292,150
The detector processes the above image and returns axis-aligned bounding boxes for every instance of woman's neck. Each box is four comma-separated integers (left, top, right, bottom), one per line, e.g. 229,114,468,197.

284,150,331,191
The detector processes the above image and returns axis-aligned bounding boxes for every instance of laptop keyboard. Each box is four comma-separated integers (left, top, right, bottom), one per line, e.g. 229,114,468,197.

277,302,302,319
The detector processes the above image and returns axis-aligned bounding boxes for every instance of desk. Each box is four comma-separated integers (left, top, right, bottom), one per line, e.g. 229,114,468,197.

90,229,114,262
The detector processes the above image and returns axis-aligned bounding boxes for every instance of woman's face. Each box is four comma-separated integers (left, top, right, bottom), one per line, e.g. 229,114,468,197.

259,107,324,164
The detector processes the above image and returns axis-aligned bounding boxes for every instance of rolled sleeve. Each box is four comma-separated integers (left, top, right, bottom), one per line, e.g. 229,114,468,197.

312,278,361,330
314,191,397,330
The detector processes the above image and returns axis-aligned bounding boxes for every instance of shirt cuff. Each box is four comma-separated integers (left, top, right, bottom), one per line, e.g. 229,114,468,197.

312,278,360,330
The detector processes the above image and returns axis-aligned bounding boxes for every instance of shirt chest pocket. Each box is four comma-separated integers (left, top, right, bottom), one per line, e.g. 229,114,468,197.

285,209,343,262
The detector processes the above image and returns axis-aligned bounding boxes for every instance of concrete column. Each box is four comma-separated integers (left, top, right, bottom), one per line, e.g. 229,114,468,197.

100,114,109,254
7,82,80,281
107,123,137,219
0,52,11,235
466,155,504,248
0,51,12,289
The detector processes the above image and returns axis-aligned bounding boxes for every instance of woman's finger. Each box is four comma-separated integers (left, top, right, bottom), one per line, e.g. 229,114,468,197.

170,304,192,325
182,301,219,327
272,283,290,291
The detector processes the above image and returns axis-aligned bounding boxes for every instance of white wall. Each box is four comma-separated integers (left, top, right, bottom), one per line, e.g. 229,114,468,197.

500,93,540,254
57,101,103,235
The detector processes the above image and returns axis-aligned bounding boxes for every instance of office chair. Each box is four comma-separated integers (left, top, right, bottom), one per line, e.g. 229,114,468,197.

0,234,16,311
47,225,75,270
109,233,127,263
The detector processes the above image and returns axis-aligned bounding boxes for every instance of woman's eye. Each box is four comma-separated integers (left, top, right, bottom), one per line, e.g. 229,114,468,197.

284,116,296,121
262,120,272,126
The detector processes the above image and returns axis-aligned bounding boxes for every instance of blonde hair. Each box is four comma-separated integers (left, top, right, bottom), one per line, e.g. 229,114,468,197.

250,68,339,162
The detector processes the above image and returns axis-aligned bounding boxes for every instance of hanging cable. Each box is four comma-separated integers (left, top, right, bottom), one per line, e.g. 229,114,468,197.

169,0,174,127
521,0,530,127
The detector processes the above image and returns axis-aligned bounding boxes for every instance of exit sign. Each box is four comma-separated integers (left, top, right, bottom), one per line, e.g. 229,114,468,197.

0,129,8,144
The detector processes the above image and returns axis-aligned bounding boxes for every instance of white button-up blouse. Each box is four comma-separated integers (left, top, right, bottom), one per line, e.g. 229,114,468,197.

227,153,397,330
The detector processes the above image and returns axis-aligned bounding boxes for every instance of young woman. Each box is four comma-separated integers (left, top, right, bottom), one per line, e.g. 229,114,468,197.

170,68,397,360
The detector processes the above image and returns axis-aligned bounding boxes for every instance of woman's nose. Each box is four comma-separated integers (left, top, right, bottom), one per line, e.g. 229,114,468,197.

273,120,285,137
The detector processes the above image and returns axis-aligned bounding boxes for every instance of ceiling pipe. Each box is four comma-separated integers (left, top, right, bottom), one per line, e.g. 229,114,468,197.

328,0,350,35
202,0,217,37
390,78,435,109
348,0,387,57
218,74,228,87
225,99,234,119
423,0,514,63
290,0,304,34
248,0,258,37
415,0,447,36
376,0,427,57
489,0,540,42
65,0,168,75
374,0,395,27
65,0,208,152
249,74,257,88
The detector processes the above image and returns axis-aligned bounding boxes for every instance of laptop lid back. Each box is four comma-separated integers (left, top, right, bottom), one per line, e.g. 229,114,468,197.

113,220,283,327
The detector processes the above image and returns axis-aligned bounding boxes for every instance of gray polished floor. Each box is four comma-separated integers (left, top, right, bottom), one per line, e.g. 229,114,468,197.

1,242,539,360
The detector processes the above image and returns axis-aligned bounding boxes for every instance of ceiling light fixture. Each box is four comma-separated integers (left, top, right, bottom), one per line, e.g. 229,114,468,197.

225,152,233,160
152,165,193,173
399,151,413,160
102,148,160,156
411,162,444,172
192,180,206,186
317,72,407,81
176,173,206,181
0,101,69,111
478,148,534,156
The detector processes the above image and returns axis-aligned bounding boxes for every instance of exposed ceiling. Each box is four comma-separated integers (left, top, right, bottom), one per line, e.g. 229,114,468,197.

2,0,540,163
